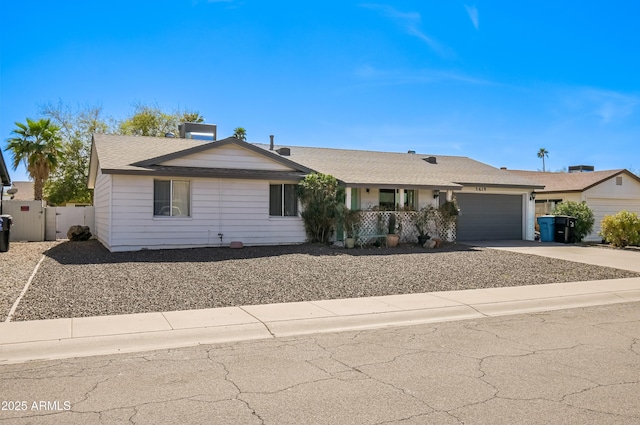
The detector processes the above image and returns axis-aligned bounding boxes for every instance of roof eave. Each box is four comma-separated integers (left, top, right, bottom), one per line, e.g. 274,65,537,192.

346,182,463,190
455,182,546,190
100,168,308,181
0,150,11,186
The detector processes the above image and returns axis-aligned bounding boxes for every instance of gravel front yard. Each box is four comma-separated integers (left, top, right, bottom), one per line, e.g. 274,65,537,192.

8,240,639,321
0,241,61,321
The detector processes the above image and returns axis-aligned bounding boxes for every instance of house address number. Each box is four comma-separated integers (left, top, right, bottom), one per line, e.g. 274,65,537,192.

475,187,487,191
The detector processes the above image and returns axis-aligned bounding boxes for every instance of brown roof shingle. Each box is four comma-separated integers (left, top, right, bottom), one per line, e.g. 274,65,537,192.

89,134,543,190
506,169,634,192
254,144,542,189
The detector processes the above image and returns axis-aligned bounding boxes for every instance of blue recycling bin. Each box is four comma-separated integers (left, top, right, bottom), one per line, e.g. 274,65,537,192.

537,215,555,242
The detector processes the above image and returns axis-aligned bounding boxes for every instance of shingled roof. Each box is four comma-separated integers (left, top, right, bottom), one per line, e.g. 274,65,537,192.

254,144,543,189
506,169,640,193
88,133,543,190
0,150,10,186
88,134,310,188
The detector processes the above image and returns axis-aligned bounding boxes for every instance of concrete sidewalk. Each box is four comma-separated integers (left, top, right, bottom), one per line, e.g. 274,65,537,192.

2,277,639,364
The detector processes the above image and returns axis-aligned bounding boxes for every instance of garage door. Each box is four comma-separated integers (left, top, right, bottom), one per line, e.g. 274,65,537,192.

455,193,523,240
585,197,640,241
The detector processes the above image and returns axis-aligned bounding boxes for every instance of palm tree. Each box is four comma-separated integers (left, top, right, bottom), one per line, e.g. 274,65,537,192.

537,148,549,172
181,112,204,123
5,118,63,200
233,127,247,141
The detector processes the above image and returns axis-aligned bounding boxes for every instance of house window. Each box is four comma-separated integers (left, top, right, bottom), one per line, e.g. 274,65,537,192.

350,188,360,210
404,190,417,210
616,176,623,185
379,189,396,210
154,180,190,217
270,184,298,216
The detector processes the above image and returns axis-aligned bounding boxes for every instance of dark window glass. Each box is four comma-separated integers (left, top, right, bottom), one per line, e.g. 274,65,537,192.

154,180,171,215
269,184,282,216
284,184,298,216
379,189,395,209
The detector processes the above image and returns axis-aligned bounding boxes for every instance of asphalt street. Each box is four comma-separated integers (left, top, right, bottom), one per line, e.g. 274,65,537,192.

1,301,639,425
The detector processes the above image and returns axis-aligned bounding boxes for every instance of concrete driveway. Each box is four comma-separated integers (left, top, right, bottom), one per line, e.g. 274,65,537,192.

463,240,640,273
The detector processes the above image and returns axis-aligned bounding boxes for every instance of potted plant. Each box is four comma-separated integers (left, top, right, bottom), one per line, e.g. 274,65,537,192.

343,208,361,249
386,213,400,247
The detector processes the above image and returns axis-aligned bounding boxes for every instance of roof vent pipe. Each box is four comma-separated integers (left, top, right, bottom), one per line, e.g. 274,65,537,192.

269,135,274,150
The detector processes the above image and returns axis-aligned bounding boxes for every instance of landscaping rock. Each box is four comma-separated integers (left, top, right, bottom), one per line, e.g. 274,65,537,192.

67,225,92,241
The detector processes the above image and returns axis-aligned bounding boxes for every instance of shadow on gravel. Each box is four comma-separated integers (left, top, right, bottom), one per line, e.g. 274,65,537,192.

44,239,481,265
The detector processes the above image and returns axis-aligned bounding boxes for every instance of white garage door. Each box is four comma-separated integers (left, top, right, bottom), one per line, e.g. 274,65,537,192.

586,197,640,242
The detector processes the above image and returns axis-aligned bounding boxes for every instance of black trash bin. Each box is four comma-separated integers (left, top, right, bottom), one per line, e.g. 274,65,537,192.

554,215,576,244
0,215,12,252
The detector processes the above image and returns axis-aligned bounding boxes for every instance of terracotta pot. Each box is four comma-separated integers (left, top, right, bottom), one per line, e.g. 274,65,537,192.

386,234,400,247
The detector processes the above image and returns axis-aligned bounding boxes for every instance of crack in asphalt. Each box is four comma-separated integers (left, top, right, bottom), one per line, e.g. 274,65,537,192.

2,302,639,424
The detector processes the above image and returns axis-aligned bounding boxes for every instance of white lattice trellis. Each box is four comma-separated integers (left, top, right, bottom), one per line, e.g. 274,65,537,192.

355,211,456,244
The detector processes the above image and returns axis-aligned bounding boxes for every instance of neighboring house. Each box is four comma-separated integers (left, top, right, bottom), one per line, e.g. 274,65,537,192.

507,169,640,241
1,150,11,209
6,181,35,201
88,132,542,252
0,150,9,187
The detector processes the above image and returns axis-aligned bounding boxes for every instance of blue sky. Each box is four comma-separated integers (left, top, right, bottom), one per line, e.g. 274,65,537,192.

1,1,639,182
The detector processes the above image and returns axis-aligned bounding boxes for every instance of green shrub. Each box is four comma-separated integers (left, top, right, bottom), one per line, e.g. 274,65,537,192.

297,173,343,243
599,210,640,247
552,201,595,242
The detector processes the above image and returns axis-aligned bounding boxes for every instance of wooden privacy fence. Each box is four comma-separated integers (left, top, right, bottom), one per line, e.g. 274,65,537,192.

356,211,456,244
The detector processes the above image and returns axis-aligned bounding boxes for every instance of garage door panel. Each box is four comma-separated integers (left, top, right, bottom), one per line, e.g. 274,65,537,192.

586,197,640,241
456,193,522,240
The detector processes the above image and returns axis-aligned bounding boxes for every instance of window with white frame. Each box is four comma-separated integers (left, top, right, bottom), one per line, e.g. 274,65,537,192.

404,189,417,209
154,180,191,217
379,189,396,210
269,184,298,216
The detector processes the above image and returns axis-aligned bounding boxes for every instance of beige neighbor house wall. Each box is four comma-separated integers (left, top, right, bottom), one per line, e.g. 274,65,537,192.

583,174,640,241
535,173,640,242
106,174,306,252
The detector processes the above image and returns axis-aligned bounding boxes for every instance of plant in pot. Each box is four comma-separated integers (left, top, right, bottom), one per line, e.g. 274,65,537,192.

414,206,434,245
343,208,361,249
386,213,400,247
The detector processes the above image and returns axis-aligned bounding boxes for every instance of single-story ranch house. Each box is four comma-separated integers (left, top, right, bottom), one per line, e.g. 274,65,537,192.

88,128,543,252
507,168,640,241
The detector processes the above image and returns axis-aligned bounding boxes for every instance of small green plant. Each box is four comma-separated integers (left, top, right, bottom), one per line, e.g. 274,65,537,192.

439,200,459,218
414,206,436,237
342,208,361,238
552,201,595,242
388,213,397,234
297,173,343,243
600,210,640,247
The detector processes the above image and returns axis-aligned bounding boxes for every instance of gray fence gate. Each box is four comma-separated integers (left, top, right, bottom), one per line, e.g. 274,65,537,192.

45,206,96,240
2,200,46,241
